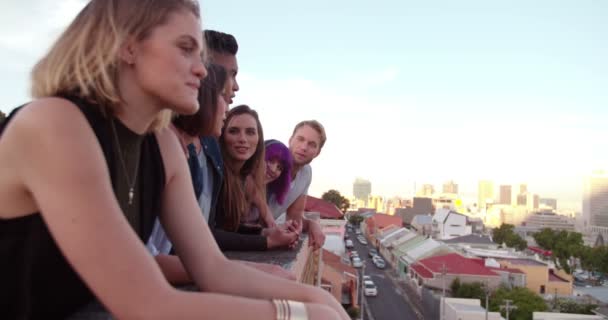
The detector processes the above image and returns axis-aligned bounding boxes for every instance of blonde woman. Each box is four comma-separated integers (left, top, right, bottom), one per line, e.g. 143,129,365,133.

0,1,348,319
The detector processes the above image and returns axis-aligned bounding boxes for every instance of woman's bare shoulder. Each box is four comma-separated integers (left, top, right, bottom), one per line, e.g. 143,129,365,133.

6,97,89,135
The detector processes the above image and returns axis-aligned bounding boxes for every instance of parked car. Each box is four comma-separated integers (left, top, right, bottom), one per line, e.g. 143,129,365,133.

355,229,361,235
349,250,359,258
357,237,368,245
364,280,377,296
352,257,363,268
345,239,354,248
368,248,378,257
372,256,386,269
363,275,372,282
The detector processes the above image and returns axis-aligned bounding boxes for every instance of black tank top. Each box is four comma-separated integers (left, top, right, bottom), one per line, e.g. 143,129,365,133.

0,95,166,319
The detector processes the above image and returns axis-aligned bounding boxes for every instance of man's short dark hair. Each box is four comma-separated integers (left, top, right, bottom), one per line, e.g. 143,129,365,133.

204,30,238,55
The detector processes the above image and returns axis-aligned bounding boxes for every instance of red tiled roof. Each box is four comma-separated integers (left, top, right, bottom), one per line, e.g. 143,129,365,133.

411,263,434,279
470,258,525,274
528,246,552,257
367,214,402,230
548,270,569,283
418,253,499,277
305,196,343,219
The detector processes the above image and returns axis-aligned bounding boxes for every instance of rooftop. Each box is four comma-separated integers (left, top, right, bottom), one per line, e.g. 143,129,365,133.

305,195,343,219
443,234,495,245
411,214,432,225
415,253,499,277
501,258,546,266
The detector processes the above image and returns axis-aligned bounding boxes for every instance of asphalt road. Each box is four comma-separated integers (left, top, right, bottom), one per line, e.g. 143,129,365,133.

346,227,419,320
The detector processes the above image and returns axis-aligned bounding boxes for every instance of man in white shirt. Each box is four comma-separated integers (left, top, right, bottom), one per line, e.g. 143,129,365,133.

268,120,327,250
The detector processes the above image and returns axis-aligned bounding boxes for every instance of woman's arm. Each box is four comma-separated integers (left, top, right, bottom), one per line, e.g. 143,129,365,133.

12,99,316,319
156,128,349,319
246,176,276,228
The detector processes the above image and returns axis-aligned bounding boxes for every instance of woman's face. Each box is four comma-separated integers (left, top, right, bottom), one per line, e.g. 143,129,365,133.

128,11,206,115
265,158,283,184
223,114,259,164
212,92,228,137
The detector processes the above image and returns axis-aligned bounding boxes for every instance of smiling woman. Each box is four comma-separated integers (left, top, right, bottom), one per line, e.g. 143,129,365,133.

218,105,267,231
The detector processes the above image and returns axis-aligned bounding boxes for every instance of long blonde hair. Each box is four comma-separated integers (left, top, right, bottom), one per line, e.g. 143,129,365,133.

30,0,200,129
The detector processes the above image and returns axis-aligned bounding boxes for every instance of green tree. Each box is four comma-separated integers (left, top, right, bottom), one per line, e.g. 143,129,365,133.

345,306,360,319
450,278,486,301
490,286,547,320
322,189,350,212
348,214,364,226
492,224,527,250
533,228,557,250
555,298,597,315
532,229,584,274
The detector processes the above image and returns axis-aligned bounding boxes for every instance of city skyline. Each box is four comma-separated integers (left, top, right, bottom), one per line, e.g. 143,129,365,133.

1,1,606,211
344,176,585,211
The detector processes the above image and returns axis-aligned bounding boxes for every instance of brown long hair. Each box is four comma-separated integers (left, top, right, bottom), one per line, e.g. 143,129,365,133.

219,105,265,231
173,64,227,136
30,0,200,130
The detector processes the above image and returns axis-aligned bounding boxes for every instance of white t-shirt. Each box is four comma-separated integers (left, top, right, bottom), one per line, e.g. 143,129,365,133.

268,164,312,221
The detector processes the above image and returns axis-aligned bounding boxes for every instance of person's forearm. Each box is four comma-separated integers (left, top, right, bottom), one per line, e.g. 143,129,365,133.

201,259,348,319
155,254,192,285
203,259,315,300
211,228,267,251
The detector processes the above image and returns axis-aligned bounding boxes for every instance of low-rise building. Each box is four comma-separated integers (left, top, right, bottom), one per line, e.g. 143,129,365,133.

442,234,498,250
411,214,433,236
321,249,359,307
432,208,472,240
364,213,403,245
409,253,502,292
499,258,573,295
442,298,505,320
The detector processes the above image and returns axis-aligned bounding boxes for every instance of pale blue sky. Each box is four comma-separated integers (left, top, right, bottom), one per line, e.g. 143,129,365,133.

1,1,607,209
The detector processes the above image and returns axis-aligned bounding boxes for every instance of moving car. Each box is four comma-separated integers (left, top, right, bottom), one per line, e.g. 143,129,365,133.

345,239,354,248
352,257,363,268
364,280,377,296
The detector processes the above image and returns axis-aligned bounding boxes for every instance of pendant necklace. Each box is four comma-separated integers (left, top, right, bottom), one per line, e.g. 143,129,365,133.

110,119,141,205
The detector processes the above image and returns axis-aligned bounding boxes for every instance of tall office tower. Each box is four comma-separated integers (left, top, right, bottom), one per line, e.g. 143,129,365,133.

519,184,528,194
540,198,558,210
478,180,494,211
417,184,435,197
499,185,512,205
583,171,608,228
353,178,371,201
443,180,459,194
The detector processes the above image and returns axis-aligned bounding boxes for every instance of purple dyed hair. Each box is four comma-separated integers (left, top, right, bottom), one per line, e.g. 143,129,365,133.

265,140,293,205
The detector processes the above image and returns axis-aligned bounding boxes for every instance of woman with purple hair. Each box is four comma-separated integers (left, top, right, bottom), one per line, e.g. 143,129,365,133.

242,139,294,230
264,139,293,205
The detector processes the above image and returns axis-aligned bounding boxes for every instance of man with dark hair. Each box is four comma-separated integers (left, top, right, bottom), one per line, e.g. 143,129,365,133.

204,30,239,105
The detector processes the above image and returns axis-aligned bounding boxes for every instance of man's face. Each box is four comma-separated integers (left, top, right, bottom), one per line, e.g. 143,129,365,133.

289,125,322,166
211,52,239,105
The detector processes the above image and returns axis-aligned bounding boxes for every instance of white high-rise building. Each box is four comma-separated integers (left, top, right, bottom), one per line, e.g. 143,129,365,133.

353,178,371,202
583,171,608,228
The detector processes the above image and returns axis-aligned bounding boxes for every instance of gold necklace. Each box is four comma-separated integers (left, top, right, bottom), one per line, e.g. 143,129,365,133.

110,119,141,205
